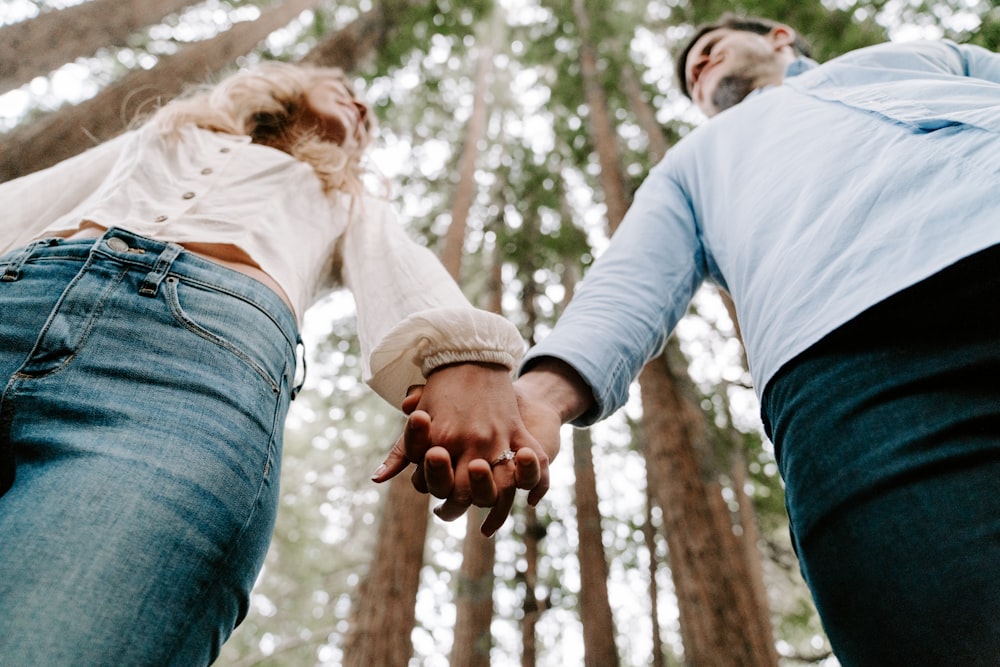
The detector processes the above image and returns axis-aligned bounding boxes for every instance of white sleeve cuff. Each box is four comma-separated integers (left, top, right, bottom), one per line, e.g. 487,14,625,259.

367,307,525,409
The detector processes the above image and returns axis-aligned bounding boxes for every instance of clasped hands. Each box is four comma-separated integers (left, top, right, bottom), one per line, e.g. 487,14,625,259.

371,361,562,537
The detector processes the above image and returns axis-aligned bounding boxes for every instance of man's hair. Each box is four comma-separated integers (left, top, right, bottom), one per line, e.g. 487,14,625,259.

674,14,813,98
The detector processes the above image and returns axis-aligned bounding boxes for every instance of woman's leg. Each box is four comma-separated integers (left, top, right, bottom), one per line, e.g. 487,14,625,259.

0,231,298,666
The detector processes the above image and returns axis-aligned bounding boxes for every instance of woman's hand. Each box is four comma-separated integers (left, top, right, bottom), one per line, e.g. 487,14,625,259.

372,362,557,536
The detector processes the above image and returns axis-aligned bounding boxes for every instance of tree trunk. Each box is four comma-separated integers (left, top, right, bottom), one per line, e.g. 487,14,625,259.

619,60,670,162
0,0,197,95
451,211,504,667
571,0,629,230
439,44,492,282
451,510,496,667
644,471,667,667
733,452,774,641
520,506,543,667
301,5,392,71
639,348,778,666
342,475,429,665
573,427,620,667
613,29,778,665
0,0,323,182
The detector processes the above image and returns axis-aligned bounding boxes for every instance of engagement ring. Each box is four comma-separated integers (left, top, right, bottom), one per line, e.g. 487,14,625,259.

490,450,516,468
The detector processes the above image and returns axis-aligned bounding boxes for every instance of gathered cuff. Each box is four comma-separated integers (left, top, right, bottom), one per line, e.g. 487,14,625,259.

367,307,524,409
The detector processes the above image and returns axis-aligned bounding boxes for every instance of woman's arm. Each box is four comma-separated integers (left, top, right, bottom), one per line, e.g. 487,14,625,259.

0,132,131,254
341,195,550,533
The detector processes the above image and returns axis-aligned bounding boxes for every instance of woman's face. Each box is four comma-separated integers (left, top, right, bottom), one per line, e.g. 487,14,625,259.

304,78,369,147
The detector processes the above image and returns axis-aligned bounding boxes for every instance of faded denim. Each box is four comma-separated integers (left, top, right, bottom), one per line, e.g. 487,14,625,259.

0,228,299,665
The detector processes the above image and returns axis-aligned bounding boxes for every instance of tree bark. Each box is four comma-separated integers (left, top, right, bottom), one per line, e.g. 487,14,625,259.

301,5,390,70
451,510,496,667
0,0,197,95
342,475,429,665
573,427,620,667
439,44,492,282
639,347,778,666
520,506,543,667
733,452,775,643
0,0,323,182
644,470,667,667
619,60,670,162
571,0,629,231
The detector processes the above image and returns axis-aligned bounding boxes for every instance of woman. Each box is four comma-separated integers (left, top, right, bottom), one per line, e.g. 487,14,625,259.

0,62,525,665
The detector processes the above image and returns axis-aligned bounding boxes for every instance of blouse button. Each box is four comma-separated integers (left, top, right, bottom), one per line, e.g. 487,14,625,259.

182,192,195,200
201,167,213,175
219,147,230,153
154,215,168,222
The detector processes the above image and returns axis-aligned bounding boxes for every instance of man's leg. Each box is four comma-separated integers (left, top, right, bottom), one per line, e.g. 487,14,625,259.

763,245,1000,666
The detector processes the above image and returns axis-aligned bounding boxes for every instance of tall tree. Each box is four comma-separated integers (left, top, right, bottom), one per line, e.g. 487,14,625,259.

341,475,430,665
571,0,629,229
0,0,197,94
451,225,506,667
339,2,500,662
643,464,668,667
572,425,621,667
438,43,492,282
639,344,778,666
568,0,778,662
622,41,779,663
450,47,499,662
0,0,324,182
302,4,401,71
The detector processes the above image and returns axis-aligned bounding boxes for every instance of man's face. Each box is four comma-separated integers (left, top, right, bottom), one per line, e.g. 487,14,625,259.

684,27,795,117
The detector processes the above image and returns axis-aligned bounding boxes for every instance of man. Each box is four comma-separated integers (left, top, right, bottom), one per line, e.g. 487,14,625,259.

374,15,1000,665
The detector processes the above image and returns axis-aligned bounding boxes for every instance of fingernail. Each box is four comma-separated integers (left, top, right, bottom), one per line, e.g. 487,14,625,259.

371,463,386,481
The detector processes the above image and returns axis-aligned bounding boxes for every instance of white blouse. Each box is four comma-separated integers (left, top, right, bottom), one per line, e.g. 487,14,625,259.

0,124,523,408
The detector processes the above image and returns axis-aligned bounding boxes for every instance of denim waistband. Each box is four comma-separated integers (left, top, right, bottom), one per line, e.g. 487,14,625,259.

2,227,301,362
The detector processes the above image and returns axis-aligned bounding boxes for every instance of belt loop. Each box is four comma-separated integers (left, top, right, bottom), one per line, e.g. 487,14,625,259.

1,238,57,282
139,243,184,297
291,335,307,400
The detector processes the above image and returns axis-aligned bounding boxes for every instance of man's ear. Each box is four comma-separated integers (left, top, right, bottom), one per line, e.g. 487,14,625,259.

768,25,796,51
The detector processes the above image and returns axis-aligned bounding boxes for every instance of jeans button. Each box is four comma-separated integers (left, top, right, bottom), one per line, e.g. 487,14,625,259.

107,238,129,252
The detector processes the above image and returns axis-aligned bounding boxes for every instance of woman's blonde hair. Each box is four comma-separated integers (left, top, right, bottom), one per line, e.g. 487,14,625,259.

150,61,374,194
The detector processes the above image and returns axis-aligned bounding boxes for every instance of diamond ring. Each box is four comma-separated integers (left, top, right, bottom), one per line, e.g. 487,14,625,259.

489,450,516,468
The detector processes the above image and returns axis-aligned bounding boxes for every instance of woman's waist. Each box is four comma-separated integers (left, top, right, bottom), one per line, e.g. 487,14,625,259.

64,224,296,316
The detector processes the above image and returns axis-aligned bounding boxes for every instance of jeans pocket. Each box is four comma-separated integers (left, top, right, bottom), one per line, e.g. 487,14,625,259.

162,275,290,395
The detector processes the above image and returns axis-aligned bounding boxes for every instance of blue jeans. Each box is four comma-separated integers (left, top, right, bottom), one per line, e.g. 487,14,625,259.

762,244,1000,666
0,229,300,665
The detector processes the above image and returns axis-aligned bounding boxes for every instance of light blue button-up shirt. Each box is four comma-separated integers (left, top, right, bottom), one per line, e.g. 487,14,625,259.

523,39,1000,425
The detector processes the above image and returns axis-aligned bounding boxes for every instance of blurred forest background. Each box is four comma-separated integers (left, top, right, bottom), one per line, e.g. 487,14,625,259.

2,0,997,665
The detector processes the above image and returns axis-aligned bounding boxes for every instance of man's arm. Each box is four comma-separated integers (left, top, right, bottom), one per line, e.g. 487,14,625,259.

515,356,596,425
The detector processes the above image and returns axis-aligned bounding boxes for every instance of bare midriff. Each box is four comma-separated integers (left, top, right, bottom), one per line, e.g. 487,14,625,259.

65,225,295,315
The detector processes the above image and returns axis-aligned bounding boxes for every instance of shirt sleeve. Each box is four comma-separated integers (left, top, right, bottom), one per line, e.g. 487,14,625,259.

339,195,524,409
520,161,707,426
0,132,132,255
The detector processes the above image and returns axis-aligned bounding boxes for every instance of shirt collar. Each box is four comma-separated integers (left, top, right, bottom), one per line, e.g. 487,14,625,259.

745,57,819,101
785,56,819,79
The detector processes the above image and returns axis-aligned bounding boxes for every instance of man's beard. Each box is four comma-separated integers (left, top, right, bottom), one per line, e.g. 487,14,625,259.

711,74,756,113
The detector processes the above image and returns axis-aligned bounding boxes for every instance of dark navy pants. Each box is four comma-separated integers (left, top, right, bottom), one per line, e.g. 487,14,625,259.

762,244,1000,666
